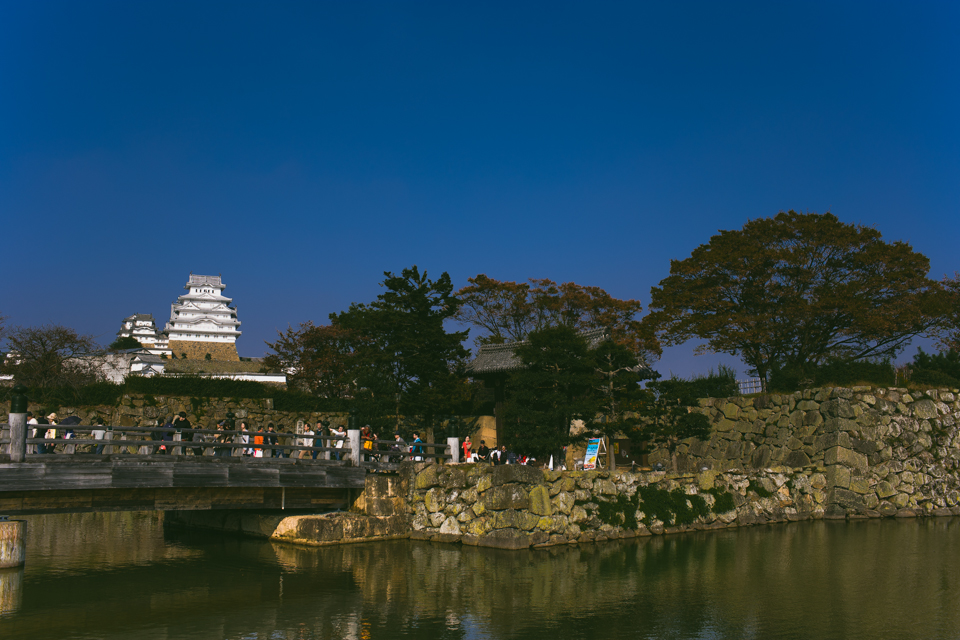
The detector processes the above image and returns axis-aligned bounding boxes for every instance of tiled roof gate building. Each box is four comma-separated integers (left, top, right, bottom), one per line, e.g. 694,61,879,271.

465,328,609,446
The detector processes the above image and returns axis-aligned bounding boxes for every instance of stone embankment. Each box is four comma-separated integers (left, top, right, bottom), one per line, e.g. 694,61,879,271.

166,386,960,550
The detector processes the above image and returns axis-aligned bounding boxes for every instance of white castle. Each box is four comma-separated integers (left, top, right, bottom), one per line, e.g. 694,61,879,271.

164,274,242,361
116,313,170,356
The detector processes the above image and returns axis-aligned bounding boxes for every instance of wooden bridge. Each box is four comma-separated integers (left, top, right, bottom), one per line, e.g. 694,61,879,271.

0,414,455,516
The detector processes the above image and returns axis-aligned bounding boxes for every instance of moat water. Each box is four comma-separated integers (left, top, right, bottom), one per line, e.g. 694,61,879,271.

2,512,960,639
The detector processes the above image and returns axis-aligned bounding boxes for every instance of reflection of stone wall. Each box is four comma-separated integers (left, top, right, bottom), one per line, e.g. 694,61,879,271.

168,340,239,361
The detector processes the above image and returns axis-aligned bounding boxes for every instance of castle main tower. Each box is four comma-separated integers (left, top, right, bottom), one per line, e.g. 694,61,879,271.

165,274,242,361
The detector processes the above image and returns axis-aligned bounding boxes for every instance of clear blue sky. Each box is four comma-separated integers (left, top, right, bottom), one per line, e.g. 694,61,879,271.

2,1,958,377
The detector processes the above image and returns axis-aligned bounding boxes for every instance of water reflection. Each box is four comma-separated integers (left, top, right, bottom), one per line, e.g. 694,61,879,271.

0,568,23,615
1,513,960,639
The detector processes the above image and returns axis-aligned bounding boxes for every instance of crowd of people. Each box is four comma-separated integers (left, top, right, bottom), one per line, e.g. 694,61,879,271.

21,413,545,465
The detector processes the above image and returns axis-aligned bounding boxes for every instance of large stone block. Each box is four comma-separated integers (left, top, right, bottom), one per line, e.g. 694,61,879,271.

491,465,544,486
552,491,575,514
528,485,554,515
481,483,530,510
826,465,851,489
912,399,939,420
783,450,811,468
415,466,441,490
425,488,446,513
824,446,867,470
441,467,468,489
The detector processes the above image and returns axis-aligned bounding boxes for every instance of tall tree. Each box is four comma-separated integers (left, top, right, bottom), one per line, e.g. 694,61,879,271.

503,325,600,459
939,272,960,352
263,322,357,398
591,340,655,469
455,275,658,358
1,324,104,391
644,211,950,387
331,266,470,433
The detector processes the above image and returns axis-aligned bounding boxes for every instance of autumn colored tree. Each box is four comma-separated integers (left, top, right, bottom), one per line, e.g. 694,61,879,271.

332,266,470,433
263,322,357,398
455,274,657,358
644,211,951,388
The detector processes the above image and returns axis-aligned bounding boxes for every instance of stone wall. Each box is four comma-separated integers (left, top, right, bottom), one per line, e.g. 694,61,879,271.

168,340,239,362
662,387,959,473
402,386,960,548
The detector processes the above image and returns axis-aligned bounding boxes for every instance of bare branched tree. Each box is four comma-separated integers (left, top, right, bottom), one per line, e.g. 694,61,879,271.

1,324,105,389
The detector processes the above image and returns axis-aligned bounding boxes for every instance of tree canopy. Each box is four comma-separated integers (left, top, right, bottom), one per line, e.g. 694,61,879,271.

108,336,143,351
455,274,656,358
939,272,960,352
1,324,104,392
264,322,356,398
331,266,470,433
643,211,950,387
503,325,600,459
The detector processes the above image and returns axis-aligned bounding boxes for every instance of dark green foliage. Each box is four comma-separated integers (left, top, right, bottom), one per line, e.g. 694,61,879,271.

650,365,739,402
503,325,599,458
908,349,960,388
629,368,731,459
769,359,895,392
108,336,142,350
705,487,736,513
0,381,124,407
591,340,656,461
331,266,470,433
596,493,640,530
635,486,709,526
595,486,710,529
0,377,350,413
747,480,773,498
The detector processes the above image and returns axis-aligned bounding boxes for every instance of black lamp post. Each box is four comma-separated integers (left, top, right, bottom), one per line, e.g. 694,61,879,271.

10,384,28,414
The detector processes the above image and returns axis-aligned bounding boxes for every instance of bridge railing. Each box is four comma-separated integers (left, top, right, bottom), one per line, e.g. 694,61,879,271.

1,421,457,470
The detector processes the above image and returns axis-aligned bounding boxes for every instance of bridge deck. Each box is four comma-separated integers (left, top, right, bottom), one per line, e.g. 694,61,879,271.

0,456,366,515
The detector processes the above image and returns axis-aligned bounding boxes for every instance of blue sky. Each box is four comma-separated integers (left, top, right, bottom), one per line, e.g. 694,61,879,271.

2,1,958,377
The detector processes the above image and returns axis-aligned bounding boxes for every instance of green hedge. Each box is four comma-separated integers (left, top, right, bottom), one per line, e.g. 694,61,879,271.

769,360,895,392
908,350,960,388
1,377,350,413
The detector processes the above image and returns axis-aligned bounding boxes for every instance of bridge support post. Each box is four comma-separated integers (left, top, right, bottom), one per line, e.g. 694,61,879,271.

8,384,28,463
448,437,460,464
0,520,26,569
348,429,361,467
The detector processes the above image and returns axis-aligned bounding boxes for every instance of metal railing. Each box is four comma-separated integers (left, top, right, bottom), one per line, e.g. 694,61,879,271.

1,420,455,469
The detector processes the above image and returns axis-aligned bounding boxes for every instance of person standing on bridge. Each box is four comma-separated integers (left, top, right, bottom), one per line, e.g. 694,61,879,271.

239,420,252,456
45,413,59,453
253,425,265,458
26,412,37,454
300,424,314,459
267,423,279,458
